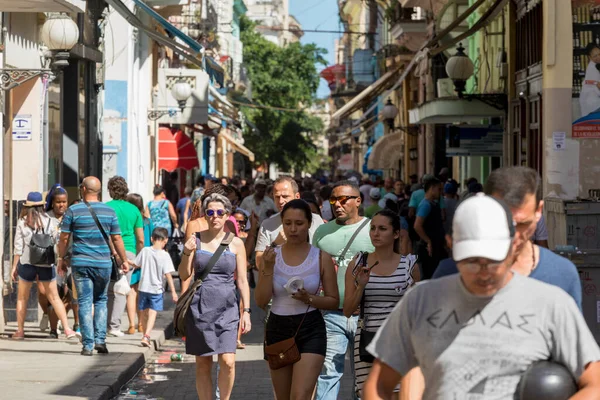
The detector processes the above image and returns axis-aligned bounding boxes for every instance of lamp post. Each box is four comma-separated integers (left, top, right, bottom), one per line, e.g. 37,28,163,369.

445,43,474,98
0,13,79,90
382,99,399,129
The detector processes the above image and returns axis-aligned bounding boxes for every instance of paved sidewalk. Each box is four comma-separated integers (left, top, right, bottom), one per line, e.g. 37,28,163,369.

0,294,177,400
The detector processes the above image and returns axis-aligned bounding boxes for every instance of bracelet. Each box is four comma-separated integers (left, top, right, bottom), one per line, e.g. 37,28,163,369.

183,251,192,257
262,271,274,277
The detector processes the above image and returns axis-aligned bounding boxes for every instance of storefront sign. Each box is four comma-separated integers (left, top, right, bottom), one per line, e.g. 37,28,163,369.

445,126,503,157
12,114,32,141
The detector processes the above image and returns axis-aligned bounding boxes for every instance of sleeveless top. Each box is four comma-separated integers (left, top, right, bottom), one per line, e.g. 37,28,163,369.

148,200,171,230
271,245,321,316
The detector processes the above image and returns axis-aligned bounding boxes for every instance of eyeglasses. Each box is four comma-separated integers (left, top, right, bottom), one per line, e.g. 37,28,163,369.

460,260,503,273
206,209,226,217
329,195,359,206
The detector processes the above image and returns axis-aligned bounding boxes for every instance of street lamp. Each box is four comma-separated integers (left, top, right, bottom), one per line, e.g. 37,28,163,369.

40,13,80,69
171,79,193,112
382,99,399,129
0,13,79,90
445,43,474,98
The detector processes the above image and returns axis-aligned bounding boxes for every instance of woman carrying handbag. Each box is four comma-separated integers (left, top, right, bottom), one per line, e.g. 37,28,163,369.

343,209,419,398
178,193,251,400
255,199,339,400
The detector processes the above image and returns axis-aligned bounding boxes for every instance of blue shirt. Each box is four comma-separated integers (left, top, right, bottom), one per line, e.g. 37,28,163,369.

416,199,432,218
409,189,446,209
61,202,121,268
176,197,190,225
432,247,582,310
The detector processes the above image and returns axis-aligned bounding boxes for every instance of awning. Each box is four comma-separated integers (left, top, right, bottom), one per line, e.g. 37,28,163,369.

106,0,203,69
368,133,403,170
158,127,199,171
332,66,402,122
408,98,505,124
131,0,203,53
219,130,255,162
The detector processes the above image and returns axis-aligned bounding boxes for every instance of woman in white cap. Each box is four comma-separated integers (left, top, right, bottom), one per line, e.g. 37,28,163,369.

11,192,77,340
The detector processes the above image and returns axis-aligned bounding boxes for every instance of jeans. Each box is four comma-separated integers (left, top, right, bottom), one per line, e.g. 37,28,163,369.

315,310,359,400
72,266,111,351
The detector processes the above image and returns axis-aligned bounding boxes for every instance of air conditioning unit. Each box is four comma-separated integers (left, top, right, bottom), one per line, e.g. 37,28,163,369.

437,78,455,98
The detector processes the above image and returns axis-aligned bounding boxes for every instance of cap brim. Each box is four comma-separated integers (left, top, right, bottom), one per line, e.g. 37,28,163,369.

453,239,511,263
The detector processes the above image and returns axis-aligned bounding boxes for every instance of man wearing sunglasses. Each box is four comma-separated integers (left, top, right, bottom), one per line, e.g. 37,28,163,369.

314,180,374,400
364,194,600,399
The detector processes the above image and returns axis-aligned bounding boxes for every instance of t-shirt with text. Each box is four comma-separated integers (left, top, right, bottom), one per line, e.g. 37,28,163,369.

312,218,374,308
135,247,176,294
61,202,121,268
368,273,600,400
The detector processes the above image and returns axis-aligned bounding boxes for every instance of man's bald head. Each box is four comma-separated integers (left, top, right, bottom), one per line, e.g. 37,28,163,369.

82,176,102,194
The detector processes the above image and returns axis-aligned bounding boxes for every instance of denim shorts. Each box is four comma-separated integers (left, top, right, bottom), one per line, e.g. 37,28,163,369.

138,291,163,311
18,263,56,282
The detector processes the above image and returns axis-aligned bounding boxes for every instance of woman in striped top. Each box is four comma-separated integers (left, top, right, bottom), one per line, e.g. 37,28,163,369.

343,209,419,398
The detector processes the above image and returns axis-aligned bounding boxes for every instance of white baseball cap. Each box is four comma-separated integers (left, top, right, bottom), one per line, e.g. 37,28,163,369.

452,193,515,262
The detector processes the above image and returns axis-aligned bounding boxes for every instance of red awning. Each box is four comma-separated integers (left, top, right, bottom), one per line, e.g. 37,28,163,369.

320,64,346,85
158,127,199,172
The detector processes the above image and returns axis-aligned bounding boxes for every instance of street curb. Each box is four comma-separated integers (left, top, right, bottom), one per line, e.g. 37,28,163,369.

95,320,174,400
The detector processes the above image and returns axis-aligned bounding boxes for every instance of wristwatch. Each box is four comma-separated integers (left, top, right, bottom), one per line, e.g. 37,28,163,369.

243,308,251,314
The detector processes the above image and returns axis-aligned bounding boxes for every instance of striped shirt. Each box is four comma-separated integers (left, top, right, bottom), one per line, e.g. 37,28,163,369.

61,202,121,268
353,254,417,395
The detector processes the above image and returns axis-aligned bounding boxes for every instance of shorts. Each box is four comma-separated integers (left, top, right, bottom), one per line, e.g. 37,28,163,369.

130,269,141,286
138,291,164,311
264,309,326,359
18,263,56,282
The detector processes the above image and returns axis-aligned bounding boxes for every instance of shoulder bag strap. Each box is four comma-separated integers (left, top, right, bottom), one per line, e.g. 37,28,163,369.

197,232,234,281
293,249,323,337
338,218,370,261
83,201,112,249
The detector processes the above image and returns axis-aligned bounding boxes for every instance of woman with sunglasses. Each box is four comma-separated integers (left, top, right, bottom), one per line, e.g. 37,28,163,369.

179,193,251,400
256,199,339,400
342,209,419,398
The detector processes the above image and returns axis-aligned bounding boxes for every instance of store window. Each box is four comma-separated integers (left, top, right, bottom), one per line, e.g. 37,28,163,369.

47,78,62,186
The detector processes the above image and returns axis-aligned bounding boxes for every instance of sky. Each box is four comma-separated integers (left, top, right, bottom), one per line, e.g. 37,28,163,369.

289,0,341,99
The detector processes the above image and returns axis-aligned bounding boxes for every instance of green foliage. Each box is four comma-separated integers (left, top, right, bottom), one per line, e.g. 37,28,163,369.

240,16,327,172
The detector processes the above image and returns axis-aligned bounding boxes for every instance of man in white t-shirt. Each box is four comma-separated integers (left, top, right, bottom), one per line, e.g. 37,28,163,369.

239,179,276,223
255,176,324,270
364,194,600,399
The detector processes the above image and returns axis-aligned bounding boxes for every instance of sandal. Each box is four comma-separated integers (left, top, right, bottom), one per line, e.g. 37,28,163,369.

141,335,151,348
237,340,246,349
127,326,136,335
64,329,78,339
12,330,24,340
138,324,144,333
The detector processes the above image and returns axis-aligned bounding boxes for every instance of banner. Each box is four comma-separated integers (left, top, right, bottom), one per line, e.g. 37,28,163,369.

573,0,600,138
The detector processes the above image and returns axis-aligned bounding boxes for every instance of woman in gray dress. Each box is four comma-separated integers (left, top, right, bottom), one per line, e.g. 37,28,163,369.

179,193,251,400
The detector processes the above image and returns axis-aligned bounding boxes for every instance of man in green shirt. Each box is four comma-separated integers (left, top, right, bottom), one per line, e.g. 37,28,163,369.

106,176,144,337
314,181,374,400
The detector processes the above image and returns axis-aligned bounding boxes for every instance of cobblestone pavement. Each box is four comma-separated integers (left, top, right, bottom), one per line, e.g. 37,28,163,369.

114,301,354,400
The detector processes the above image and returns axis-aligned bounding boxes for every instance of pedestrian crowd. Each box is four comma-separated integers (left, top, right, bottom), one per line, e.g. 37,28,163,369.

8,166,600,400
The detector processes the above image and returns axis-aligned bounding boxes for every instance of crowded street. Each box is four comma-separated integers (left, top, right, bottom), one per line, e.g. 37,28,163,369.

2,0,600,399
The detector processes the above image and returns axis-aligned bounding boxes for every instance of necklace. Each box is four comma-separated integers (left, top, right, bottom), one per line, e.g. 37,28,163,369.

530,241,537,273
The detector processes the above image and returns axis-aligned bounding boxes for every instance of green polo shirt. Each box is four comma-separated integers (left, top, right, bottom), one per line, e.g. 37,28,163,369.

106,199,143,254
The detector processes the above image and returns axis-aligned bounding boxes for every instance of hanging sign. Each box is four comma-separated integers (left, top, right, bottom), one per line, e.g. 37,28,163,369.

12,114,32,141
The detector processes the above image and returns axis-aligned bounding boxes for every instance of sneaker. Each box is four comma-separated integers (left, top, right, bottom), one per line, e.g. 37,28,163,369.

73,324,80,333
81,349,93,356
49,330,58,339
64,329,77,340
140,335,151,347
94,344,109,354
39,314,49,332
107,329,125,337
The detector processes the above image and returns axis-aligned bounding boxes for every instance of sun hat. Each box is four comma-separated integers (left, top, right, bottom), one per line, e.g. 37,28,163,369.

24,192,45,207
452,193,515,263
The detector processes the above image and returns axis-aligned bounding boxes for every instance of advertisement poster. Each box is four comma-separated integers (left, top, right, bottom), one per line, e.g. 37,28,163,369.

573,0,600,138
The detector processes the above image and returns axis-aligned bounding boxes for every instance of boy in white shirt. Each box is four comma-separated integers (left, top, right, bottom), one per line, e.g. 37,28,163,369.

133,227,178,347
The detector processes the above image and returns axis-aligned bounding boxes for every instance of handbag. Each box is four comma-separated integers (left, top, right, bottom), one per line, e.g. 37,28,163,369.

356,251,375,363
28,217,55,266
264,251,322,370
173,232,234,337
83,201,120,281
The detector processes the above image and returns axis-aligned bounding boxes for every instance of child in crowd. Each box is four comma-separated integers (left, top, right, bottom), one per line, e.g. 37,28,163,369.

133,227,178,347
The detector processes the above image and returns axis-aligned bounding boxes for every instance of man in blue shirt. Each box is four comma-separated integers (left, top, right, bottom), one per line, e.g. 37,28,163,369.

433,166,582,309
57,176,130,355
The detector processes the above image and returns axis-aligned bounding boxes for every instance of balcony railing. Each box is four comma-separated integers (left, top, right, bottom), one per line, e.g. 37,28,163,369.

388,4,427,40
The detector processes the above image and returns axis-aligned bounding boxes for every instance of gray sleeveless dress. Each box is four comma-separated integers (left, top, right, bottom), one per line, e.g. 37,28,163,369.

185,238,239,356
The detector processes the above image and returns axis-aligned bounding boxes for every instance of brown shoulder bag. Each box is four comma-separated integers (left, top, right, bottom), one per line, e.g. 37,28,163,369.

264,250,322,370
